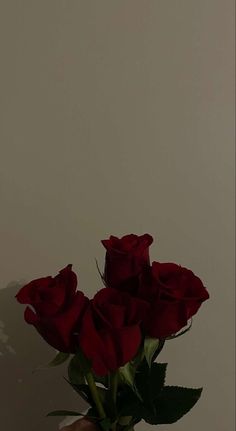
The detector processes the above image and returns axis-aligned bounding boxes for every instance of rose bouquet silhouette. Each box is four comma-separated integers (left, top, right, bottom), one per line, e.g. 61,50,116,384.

16,234,209,431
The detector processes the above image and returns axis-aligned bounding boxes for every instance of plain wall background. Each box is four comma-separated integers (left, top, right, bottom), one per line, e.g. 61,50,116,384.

0,1,235,430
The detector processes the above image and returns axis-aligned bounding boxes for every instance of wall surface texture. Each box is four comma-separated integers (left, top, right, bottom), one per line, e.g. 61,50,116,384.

0,1,235,431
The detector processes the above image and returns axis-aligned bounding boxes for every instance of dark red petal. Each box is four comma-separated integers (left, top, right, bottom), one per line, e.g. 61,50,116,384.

24,306,39,324
116,325,142,365
99,330,120,371
121,234,139,251
15,277,52,304
145,300,188,338
79,307,111,375
102,303,125,328
127,297,150,324
101,236,118,251
101,233,153,253
49,291,89,350
186,274,209,300
152,262,180,280
56,264,78,296
23,307,65,351
33,283,66,317
141,233,154,246
93,287,118,304
185,286,209,319
92,288,130,328
91,356,109,376
25,291,89,353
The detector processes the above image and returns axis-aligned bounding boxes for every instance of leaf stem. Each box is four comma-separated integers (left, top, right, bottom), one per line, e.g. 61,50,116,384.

110,372,118,406
85,372,106,419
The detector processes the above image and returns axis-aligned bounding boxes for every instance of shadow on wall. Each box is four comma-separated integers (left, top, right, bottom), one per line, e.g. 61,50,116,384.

0,282,86,431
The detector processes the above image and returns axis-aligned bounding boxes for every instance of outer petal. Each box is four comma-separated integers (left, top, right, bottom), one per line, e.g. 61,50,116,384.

122,293,149,324
33,283,66,317
56,264,78,297
149,262,209,329
116,325,142,365
15,277,52,304
48,291,89,351
101,236,119,252
144,299,188,338
24,306,39,324
92,288,125,328
24,291,89,352
79,306,114,375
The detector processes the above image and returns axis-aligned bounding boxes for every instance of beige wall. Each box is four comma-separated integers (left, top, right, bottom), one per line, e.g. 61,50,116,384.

0,1,234,431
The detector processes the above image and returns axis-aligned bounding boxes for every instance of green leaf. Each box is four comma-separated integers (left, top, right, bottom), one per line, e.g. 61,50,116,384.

71,383,91,398
120,343,145,379
99,418,112,431
135,361,167,404
118,416,133,426
150,363,167,398
132,360,167,423
68,355,86,385
48,352,70,367
117,386,144,419
47,410,84,417
86,407,99,419
66,377,108,409
32,352,70,373
152,338,165,361
130,342,145,367
119,362,135,387
148,386,203,425
64,377,91,404
118,364,200,427
119,362,142,400
144,338,160,367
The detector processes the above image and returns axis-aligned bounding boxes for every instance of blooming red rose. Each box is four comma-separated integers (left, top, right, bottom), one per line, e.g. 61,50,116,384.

101,234,153,291
138,262,209,338
16,265,89,352
79,288,149,375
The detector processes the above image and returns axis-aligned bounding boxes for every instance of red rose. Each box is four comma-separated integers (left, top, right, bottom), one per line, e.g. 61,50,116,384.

79,288,149,375
101,234,153,291
139,262,209,338
16,265,89,352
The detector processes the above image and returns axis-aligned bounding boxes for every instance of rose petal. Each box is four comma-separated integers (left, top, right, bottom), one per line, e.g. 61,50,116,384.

56,264,78,297
145,299,188,338
15,277,52,304
24,306,39,324
116,325,142,365
48,291,89,351
79,307,112,375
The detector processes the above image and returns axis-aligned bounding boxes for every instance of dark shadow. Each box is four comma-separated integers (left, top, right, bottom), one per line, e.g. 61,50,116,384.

0,282,87,431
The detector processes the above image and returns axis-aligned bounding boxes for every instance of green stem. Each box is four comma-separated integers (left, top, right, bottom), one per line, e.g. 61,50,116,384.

85,372,106,419
110,372,118,406
109,372,119,431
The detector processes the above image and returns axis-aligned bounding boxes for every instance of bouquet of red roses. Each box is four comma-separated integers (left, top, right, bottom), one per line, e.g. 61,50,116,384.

16,234,209,431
